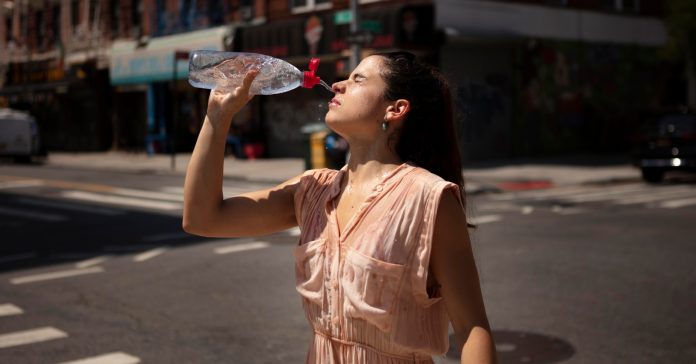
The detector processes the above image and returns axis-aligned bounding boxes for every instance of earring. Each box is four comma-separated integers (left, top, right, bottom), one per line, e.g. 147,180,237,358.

381,120,389,131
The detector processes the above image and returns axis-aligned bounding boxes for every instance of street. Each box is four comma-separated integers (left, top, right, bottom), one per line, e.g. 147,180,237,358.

0,163,695,363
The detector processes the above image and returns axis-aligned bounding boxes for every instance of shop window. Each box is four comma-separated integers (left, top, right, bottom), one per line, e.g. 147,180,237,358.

131,0,143,38
109,0,119,38
71,0,79,27
290,0,331,14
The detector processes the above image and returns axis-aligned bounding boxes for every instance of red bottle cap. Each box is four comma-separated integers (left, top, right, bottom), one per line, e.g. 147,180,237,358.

302,58,321,89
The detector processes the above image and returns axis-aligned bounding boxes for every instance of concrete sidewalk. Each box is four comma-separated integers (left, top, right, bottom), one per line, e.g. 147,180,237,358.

43,151,642,193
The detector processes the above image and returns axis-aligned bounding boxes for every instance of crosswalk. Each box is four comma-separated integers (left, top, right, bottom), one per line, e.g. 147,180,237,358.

485,182,696,210
0,303,141,363
0,178,274,223
2,177,695,227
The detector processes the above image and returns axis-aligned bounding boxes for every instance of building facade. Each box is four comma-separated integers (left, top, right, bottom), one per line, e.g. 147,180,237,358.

1,0,678,161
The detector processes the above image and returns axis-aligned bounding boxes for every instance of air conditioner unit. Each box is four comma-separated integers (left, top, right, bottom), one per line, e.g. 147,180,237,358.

240,6,253,21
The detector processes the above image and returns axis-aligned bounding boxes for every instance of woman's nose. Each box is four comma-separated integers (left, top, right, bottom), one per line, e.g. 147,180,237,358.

332,81,344,93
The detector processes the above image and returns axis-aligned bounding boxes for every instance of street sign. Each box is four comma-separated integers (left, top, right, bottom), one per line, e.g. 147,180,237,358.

334,10,353,25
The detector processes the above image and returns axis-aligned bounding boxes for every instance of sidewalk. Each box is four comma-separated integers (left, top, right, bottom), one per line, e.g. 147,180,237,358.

43,151,642,193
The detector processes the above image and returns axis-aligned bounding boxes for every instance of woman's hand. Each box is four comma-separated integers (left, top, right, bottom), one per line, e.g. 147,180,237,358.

205,69,259,129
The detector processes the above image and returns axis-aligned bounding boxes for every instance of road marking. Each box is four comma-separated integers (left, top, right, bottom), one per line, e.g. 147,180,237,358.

557,184,649,203
0,179,44,189
0,206,67,222
0,252,36,264
0,304,23,317
112,188,183,202
477,203,521,212
215,241,270,255
17,197,123,216
552,206,586,215
75,255,111,269
521,206,534,215
0,327,68,348
103,245,160,253
133,247,168,262
659,197,696,209
469,215,502,225
58,352,141,364
10,267,104,285
61,191,181,210
489,185,593,201
613,187,696,205
286,227,301,237
142,232,190,242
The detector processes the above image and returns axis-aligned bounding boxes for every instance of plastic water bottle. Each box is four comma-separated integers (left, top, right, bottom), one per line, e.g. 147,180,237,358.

188,50,328,95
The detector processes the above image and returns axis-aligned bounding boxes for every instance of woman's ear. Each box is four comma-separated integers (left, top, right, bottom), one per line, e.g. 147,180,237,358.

385,99,410,122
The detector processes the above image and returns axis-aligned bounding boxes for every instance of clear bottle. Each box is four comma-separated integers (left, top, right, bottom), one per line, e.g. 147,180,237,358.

188,50,323,95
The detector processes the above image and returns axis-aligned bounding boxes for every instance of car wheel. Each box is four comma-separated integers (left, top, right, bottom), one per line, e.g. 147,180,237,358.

641,168,665,183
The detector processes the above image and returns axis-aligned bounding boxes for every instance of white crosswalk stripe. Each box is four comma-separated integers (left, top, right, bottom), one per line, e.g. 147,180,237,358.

215,241,270,255
485,183,696,211
10,267,104,285
57,352,141,364
0,304,23,317
0,327,68,348
61,191,181,210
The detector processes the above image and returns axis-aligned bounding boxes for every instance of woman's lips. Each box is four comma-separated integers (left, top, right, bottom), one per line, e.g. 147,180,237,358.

329,98,341,107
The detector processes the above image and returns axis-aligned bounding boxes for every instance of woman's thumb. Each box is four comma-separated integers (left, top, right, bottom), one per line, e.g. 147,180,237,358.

241,69,259,93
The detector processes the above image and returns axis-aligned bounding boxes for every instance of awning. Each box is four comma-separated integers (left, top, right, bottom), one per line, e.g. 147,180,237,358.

109,26,234,85
436,0,667,46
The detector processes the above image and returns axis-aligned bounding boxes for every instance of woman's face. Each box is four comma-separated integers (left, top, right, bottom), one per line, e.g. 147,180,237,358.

325,56,390,138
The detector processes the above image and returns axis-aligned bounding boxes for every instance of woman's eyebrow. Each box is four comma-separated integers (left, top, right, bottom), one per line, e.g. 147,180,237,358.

352,73,366,79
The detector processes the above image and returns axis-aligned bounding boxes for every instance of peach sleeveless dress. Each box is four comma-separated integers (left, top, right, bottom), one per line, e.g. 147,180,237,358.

293,162,461,363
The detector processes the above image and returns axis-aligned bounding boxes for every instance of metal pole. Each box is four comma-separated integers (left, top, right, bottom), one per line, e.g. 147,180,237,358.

171,54,177,171
349,0,360,71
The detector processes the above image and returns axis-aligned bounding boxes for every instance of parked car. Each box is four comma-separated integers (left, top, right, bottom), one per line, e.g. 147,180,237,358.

632,113,696,183
0,108,46,163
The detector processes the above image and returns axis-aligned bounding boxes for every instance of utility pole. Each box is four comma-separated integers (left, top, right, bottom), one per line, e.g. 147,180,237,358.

349,0,360,70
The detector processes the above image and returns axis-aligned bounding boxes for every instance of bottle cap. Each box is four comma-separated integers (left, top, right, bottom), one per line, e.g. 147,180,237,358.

302,58,321,89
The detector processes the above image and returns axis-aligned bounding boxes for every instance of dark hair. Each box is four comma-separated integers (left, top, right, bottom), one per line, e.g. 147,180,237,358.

377,51,467,209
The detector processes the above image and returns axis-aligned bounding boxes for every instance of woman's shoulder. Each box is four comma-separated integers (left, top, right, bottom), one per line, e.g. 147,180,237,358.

300,167,340,183
405,163,448,186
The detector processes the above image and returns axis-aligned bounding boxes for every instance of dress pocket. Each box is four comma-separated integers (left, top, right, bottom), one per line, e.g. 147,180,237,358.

292,238,326,306
341,248,405,332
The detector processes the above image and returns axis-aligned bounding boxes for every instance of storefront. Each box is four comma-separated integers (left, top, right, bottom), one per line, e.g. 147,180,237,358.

109,25,234,153
435,0,670,160
0,58,112,151
234,3,437,158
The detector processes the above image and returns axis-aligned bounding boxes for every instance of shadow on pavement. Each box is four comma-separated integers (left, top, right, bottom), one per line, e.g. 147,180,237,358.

447,330,575,364
0,192,210,273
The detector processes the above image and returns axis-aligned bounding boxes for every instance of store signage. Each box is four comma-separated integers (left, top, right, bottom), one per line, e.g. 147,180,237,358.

334,10,352,25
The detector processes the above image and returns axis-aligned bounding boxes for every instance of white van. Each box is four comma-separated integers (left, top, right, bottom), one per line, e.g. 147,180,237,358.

0,108,45,163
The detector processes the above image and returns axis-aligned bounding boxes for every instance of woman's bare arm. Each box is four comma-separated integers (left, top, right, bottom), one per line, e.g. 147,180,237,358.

182,70,300,238
431,190,497,364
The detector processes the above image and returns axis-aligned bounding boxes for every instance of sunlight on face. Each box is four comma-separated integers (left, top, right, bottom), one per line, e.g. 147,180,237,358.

325,56,389,138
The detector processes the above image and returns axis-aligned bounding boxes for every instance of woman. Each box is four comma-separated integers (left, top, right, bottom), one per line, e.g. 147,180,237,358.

183,51,496,363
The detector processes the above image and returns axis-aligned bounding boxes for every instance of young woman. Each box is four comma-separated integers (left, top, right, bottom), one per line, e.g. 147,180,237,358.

183,51,496,364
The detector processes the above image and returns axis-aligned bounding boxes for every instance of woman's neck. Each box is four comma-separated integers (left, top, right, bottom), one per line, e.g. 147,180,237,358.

343,138,403,189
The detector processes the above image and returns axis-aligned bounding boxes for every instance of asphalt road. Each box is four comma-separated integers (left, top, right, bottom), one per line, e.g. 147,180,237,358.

0,163,694,364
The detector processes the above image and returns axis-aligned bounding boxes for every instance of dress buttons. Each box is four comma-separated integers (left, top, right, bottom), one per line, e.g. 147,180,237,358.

375,184,383,192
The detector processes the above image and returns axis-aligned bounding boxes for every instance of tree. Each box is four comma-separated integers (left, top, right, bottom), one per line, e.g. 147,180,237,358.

664,0,696,110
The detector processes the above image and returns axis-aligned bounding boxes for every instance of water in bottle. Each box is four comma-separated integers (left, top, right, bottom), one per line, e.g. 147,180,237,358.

188,50,330,95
